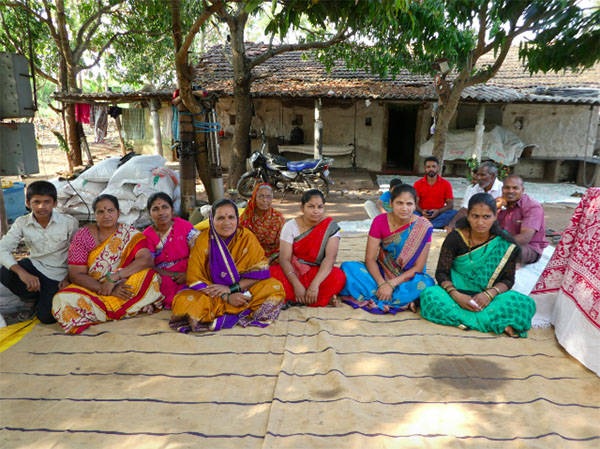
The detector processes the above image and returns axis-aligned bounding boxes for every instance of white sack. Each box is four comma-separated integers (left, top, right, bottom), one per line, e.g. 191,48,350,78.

108,155,166,188
78,157,121,182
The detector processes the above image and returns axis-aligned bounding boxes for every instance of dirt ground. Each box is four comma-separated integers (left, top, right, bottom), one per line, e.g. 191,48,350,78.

6,128,577,234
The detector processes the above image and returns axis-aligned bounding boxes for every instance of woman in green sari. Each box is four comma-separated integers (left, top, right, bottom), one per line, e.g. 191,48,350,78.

420,193,536,337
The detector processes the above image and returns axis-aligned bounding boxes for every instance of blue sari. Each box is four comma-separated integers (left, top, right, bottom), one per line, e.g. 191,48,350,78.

340,216,434,314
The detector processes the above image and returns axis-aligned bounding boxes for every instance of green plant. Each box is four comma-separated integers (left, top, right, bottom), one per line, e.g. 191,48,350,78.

496,162,510,181
465,157,510,182
465,156,479,182
51,130,69,153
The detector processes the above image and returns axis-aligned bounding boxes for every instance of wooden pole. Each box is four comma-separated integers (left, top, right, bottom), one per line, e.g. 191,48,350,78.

473,103,486,163
149,99,163,156
314,98,323,159
113,108,127,155
0,177,8,237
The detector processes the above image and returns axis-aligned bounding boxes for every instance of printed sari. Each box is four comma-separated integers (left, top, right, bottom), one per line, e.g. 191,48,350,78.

239,183,285,263
530,188,600,374
143,217,200,308
420,233,536,336
270,217,346,307
340,216,434,313
52,223,163,334
169,202,285,333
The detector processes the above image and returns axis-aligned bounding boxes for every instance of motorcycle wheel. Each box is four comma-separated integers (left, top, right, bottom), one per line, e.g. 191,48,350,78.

306,174,329,198
237,172,263,198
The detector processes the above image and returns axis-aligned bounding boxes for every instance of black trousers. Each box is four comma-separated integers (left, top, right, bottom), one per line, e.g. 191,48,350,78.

0,258,59,324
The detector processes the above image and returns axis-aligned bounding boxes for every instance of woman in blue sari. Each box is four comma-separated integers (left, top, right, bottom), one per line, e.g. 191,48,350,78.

169,199,285,333
340,184,435,313
420,193,536,337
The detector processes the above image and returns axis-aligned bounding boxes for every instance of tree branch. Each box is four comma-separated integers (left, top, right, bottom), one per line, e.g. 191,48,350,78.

74,0,124,56
0,1,48,24
77,31,129,71
178,0,221,60
473,3,488,59
249,27,352,70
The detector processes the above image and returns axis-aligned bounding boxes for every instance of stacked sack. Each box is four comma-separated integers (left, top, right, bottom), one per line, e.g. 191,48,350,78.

57,155,180,227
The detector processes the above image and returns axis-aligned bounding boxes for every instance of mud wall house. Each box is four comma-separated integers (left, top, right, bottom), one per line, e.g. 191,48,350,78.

194,44,600,185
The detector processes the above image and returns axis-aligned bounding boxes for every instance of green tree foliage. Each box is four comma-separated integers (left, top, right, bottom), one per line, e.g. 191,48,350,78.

320,0,600,165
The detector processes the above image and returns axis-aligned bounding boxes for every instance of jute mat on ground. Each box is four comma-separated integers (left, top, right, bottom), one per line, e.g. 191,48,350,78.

1,307,599,448
1,234,599,448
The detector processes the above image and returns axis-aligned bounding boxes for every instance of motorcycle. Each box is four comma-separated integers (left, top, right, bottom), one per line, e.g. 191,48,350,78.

237,132,334,198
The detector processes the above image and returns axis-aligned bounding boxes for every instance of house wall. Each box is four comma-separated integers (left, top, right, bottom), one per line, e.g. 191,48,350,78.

212,98,599,181
214,97,388,171
502,103,599,159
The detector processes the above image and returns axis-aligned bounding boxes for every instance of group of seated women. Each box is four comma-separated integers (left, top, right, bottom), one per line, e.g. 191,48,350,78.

51,181,536,338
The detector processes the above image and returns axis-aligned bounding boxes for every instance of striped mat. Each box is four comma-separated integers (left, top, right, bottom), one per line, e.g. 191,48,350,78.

0,307,598,448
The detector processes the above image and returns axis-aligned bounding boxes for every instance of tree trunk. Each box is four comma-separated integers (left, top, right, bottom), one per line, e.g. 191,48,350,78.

230,81,252,189
178,104,196,219
194,116,214,201
228,14,252,189
432,75,467,174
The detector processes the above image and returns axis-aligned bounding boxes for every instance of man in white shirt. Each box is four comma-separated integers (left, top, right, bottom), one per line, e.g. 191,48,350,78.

0,181,78,324
446,161,503,231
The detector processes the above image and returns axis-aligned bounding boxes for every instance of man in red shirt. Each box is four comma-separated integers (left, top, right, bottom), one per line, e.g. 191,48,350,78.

413,157,457,229
497,175,548,265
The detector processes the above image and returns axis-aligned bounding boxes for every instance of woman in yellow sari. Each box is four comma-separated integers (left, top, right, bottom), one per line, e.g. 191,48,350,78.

52,194,163,334
170,199,285,333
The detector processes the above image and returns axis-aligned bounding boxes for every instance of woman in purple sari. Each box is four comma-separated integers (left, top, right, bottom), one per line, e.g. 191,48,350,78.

340,184,435,313
169,199,285,332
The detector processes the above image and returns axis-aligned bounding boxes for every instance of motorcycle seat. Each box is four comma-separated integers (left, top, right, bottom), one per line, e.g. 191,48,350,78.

287,159,320,171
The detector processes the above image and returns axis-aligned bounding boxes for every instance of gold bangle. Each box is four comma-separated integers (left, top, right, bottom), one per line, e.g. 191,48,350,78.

443,284,454,292
491,286,501,296
483,290,494,301
446,287,457,295
386,281,395,290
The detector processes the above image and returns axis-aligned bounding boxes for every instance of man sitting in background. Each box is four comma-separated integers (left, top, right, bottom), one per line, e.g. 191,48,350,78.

497,175,548,265
375,178,403,214
446,161,503,231
413,157,457,229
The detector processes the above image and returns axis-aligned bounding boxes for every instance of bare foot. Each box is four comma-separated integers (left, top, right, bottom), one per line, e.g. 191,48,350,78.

328,295,342,307
504,325,518,337
408,301,418,313
142,304,155,315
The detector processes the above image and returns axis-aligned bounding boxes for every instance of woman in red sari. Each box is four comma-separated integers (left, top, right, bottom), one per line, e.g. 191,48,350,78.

270,189,346,307
239,183,285,263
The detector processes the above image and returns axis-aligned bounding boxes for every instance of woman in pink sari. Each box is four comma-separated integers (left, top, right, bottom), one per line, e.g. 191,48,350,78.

143,192,199,308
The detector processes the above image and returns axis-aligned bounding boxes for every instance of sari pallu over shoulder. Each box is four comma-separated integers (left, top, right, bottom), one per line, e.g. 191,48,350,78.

143,217,198,308
293,217,340,267
52,224,163,334
170,218,285,333
420,234,536,337
451,231,517,294
341,216,434,313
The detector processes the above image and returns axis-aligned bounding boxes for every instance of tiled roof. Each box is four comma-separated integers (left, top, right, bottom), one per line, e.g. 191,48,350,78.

194,44,600,104
52,90,174,103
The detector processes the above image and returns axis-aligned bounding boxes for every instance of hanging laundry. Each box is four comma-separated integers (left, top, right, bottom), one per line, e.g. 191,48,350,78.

122,108,146,140
171,106,179,141
108,106,122,118
89,104,108,143
160,106,173,140
75,103,91,124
